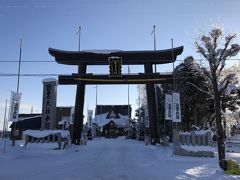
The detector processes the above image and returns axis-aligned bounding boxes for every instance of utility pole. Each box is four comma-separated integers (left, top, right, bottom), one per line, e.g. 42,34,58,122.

12,39,22,146
94,85,98,107
17,39,22,93
2,100,7,139
3,99,8,153
94,85,98,127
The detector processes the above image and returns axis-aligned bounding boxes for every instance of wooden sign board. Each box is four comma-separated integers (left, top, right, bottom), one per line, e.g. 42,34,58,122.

108,56,122,77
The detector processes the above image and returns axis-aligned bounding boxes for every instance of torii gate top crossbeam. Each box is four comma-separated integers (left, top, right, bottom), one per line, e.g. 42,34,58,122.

49,46,183,65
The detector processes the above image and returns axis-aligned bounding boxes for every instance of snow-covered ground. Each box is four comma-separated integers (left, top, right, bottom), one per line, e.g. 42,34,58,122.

0,137,239,180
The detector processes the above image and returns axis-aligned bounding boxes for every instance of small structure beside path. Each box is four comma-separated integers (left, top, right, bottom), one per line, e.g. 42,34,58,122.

23,130,70,149
173,130,214,157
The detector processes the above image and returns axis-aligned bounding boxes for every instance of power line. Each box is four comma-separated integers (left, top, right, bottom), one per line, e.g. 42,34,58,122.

0,60,55,62
0,58,239,63
0,73,59,77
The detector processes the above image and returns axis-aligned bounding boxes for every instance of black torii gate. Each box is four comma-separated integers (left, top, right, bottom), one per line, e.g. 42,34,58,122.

49,46,183,145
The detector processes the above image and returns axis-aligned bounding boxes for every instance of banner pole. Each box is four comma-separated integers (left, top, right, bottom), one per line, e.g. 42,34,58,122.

12,39,22,146
171,38,175,154
164,96,166,139
78,26,81,51
1,100,7,139
171,39,177,131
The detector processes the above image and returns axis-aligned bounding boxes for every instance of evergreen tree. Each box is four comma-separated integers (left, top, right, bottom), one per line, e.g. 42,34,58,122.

159,56,212,132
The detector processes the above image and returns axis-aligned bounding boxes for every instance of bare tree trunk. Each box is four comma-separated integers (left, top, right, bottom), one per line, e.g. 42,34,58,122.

212,74,226,169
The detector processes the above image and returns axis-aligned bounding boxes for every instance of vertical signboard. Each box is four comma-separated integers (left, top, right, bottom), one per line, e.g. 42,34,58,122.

108,56,122,77
173,93,181,122
87,109,93,126
165,94,172,120
8,91,22,122
41,78,57,130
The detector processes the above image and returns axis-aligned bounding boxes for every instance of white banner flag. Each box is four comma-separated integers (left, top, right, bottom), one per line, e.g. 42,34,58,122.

9,91,22,122
69,106,75,124
165,94,172,120
173,93,181,122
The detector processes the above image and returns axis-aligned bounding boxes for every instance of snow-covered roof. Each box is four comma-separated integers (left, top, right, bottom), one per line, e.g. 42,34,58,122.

92,113,129,127
19,115,42,121
82,50,122,54
42,78,58,83
49,46,183,65
180,145,215,152
179,130,212,135
23,130,70,138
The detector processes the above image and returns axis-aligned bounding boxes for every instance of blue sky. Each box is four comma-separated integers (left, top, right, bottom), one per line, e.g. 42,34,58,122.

1,0,240,129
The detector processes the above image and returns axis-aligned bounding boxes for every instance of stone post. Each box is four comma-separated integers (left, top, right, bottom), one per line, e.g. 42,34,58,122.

41,78,58,130
206,131,212,146
191,132,196,146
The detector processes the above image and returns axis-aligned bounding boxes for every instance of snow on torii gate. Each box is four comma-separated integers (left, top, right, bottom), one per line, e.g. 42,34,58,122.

49,46,183,145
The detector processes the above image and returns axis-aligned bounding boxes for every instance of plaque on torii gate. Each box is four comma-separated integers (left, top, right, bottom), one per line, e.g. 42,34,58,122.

108,56,122,77
49,47,183,145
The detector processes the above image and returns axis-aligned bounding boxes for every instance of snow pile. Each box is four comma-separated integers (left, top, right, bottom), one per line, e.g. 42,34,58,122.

23,130,70,138
185,164,218,178
0,138,239,179
179,130,213,135
181,145,215,152
194,130,212,135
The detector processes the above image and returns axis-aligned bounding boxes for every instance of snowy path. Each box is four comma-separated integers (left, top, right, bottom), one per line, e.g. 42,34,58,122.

0,138,239,180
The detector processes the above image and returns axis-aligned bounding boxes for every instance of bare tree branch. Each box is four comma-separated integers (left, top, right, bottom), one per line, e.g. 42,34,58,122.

187,82,213,98
195,42,208,59
218,45,240,77
219,34,236,61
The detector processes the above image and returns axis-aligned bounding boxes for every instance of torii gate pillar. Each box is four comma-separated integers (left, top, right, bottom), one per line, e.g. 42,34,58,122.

144,63,159,144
